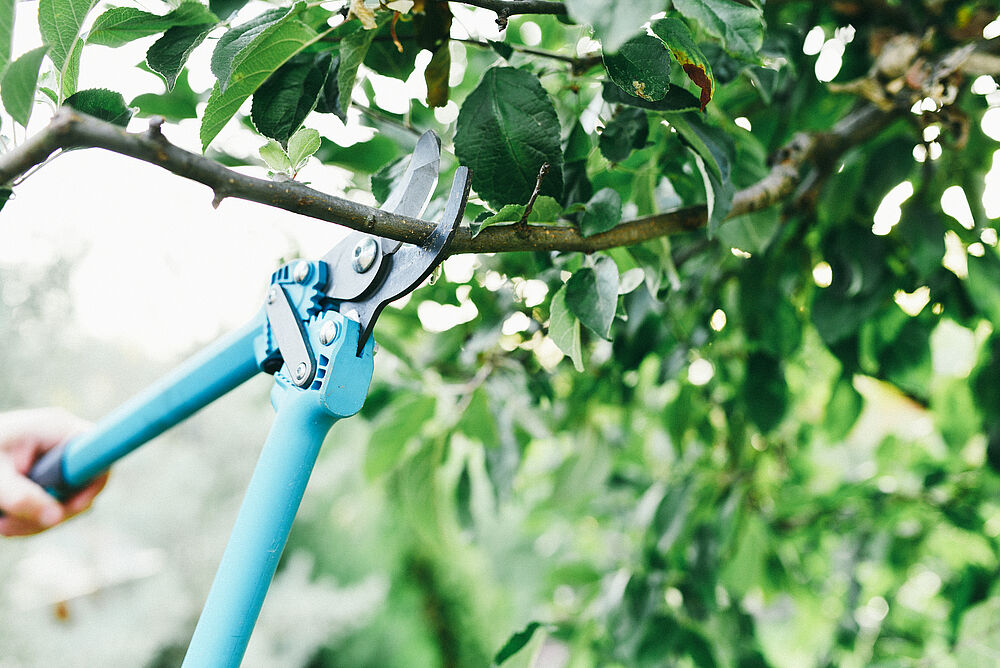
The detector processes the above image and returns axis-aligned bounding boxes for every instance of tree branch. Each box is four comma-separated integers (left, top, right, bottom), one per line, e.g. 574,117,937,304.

0,104,893,257
0,111,440,245
450,0,567,29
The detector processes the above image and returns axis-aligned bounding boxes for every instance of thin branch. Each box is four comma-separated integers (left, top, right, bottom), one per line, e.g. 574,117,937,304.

451,0,566,29
0,104,893,257
456,37,602,73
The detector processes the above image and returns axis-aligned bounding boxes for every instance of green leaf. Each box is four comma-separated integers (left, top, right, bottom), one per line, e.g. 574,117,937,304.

146,23,215,91
744,351,787,432
691,148,734,235
38,0,98,100
715,209,779,254
129,68,200,121
672,0,764,62
454,67,563,209
956,598,1000,666
667,112,731,181
313,55,344,120
424,44,450,108
823,375,863,440
473,196,562,236
549,285,584,371
494,622,544,666
565,0,665,53
209,0,248,21
211,7,291,92
456,388,498,446
650,17,715,110
669,113,735,234
0,187,12,212
0,0,14,75
599,106,648,163
336,21,379,118
365,395,435,479
566,256,619,339
563,121,594,206
1,46,47,127
603,33,671,102
251,52,329,144
259,139,291,172
287,127,320,170
64,88,134,127
200,17,320,151
87,2,218,48
601,80,701,113
580,187,622,237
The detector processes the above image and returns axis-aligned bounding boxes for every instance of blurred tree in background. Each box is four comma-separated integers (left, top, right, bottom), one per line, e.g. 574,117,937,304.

2,0,1000,666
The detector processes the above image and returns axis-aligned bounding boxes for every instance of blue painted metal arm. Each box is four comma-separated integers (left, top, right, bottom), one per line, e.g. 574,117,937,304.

31,315,266,492
182,312,374,668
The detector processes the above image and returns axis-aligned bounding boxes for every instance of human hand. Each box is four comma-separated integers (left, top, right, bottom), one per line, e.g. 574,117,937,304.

0,408,108,537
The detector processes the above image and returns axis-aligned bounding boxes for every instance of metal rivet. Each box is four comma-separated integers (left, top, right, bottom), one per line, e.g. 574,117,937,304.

267,286,279,304
294,362,308,382
352,238,378,273
319,321,339,345
293,261,310,283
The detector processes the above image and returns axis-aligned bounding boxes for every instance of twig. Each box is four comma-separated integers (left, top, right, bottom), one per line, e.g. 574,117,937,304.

517,162,549,229
456,37,602,73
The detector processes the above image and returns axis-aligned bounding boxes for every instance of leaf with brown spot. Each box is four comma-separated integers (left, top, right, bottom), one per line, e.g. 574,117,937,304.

651,17,715,111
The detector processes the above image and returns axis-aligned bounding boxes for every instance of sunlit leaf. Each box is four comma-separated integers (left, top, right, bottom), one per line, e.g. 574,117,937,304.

38,0,98,99
1,46,46,127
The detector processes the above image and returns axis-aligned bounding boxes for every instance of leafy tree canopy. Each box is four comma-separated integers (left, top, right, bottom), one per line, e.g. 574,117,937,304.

2,0,1000,665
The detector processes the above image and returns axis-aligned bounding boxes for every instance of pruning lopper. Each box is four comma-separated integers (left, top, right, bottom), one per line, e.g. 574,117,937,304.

20,132,470,667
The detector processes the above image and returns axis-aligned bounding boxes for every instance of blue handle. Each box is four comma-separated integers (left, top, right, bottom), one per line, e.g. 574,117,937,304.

182,312,374,667
31,316,265,493
181,390,336,666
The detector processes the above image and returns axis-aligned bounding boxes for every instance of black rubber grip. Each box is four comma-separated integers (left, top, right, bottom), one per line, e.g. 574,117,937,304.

28,442,71,499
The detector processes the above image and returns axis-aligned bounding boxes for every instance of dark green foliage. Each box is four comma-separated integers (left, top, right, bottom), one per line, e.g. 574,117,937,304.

251,52,330,144
599,106,648,162
63,87,133,126
455,67,564,208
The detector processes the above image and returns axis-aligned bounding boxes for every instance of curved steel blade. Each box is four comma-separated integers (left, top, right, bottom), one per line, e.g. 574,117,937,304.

341,166,471,354
378,131,441,253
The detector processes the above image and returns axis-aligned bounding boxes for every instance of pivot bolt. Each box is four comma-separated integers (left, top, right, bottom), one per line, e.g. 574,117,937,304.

267,286,279,304
352,238,378,273
319,320,340,345
293,261,310,283
294,362,308,382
